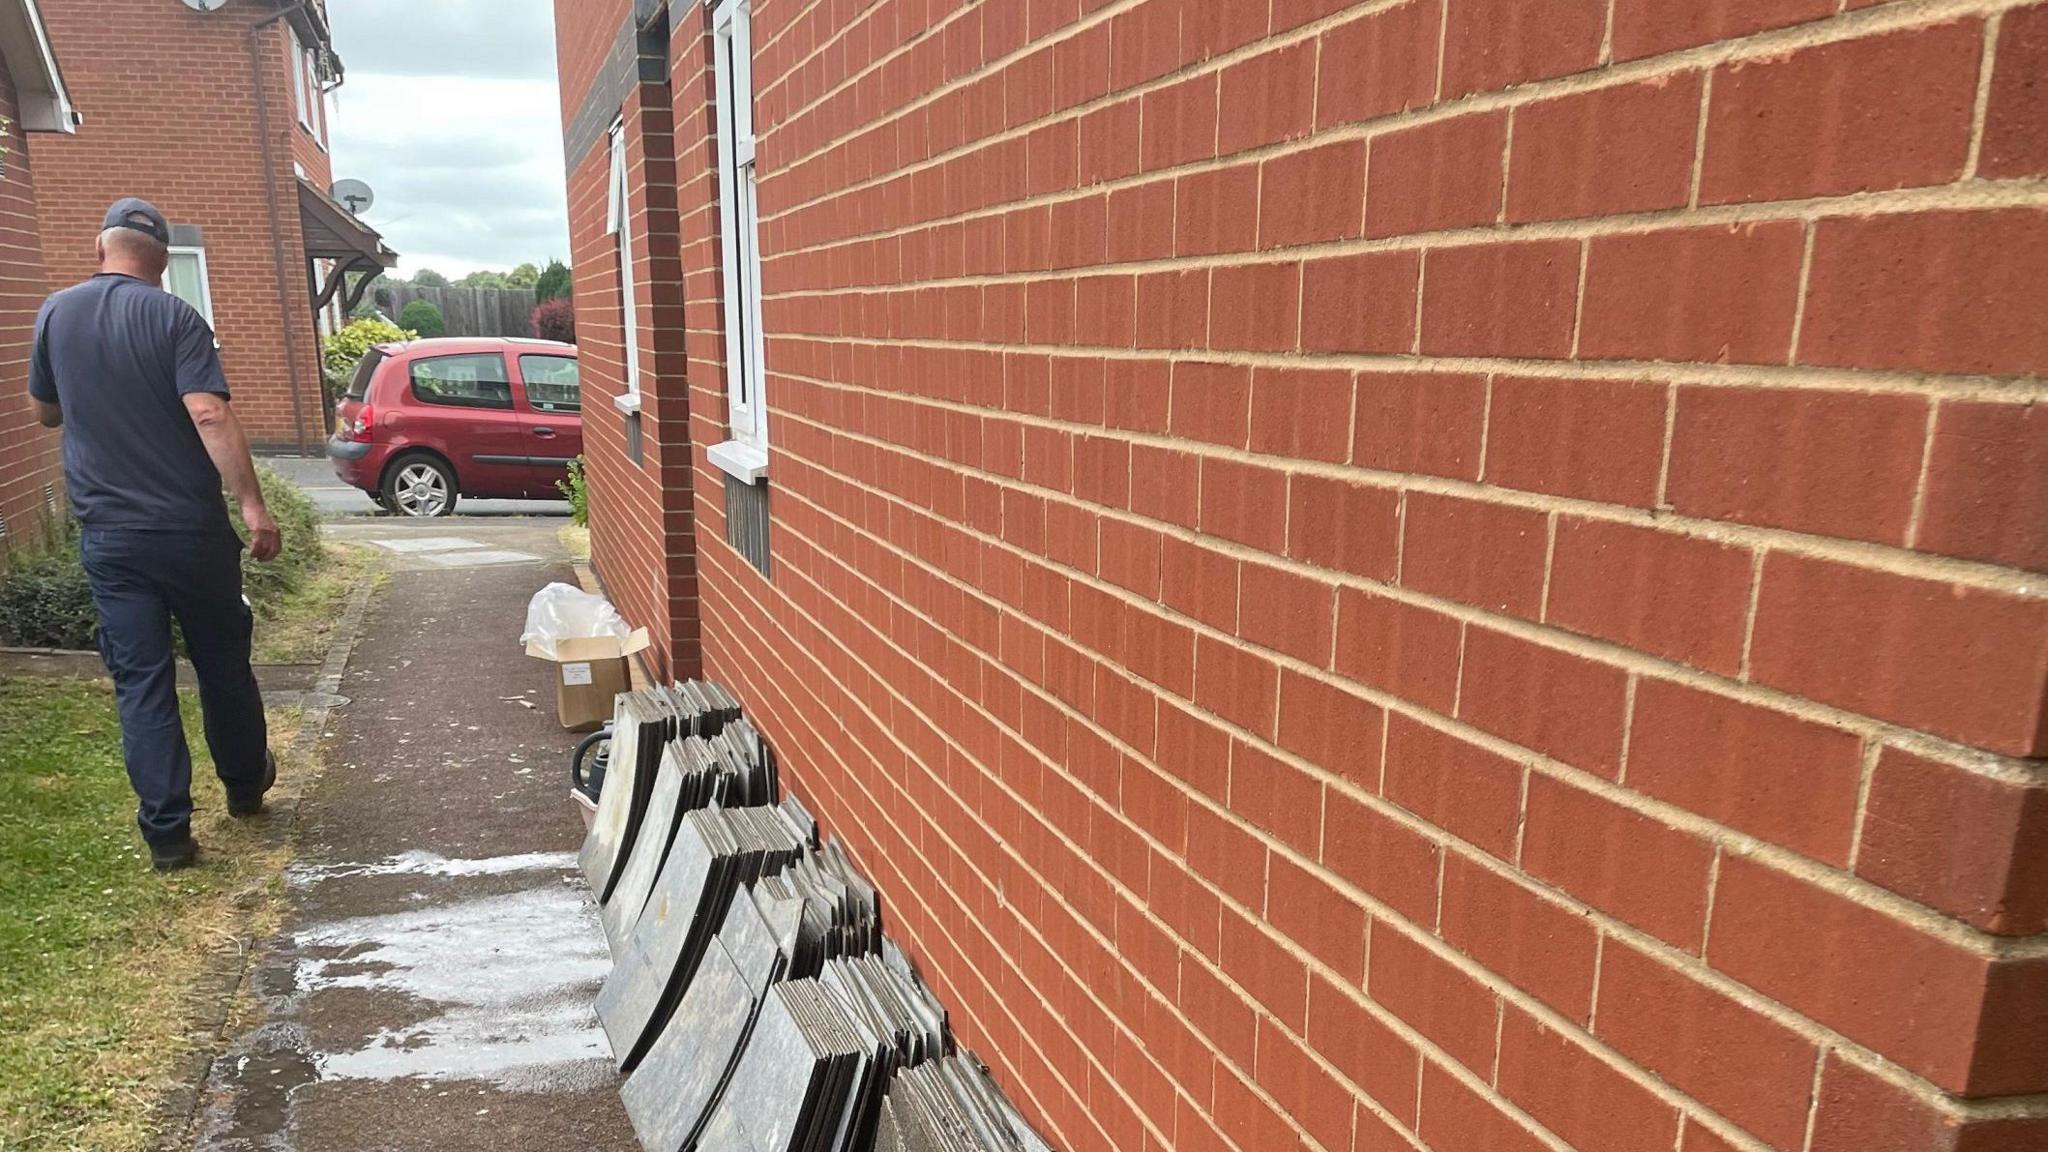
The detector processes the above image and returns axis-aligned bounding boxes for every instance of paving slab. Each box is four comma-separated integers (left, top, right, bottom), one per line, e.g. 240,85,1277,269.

186,520,637,1152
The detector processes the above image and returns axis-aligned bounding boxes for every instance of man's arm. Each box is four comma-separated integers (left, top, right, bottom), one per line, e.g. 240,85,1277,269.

183,393,281,561
32,399,61,428
28,302,59,426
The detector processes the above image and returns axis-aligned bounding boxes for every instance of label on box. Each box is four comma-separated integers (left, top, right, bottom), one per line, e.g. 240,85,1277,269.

560,661,594,686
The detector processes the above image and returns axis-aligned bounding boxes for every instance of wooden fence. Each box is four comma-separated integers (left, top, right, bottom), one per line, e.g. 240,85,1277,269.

375,283,536,339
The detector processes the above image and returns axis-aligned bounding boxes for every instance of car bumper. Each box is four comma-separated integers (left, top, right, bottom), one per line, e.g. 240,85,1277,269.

327,437,380,489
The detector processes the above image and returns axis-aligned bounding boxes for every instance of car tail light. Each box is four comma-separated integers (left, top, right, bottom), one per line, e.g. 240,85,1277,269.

343,404,375,443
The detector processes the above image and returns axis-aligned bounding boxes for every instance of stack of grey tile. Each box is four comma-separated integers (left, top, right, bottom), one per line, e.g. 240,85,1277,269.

598,804,811,1071
692,978,875,1152
750,841,881,979
671,718,779,811
581,690,678,902
871,1053,1054,1152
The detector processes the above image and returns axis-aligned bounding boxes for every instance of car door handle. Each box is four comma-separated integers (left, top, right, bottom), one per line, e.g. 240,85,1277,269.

531,427,557,437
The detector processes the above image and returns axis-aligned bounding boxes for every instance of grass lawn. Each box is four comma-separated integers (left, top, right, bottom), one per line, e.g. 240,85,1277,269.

250,541,378,665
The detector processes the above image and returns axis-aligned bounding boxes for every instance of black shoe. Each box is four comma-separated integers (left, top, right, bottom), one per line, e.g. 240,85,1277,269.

228,751,278,818
151,835,200,872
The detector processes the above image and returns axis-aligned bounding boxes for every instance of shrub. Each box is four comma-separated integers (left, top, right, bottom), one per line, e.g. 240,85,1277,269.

534,259,571,303
507,262,541,290
398,299,445,339
410,268,451,288
322,315,413,401
531,298,576,344
557,456,589,527
233,464,326,610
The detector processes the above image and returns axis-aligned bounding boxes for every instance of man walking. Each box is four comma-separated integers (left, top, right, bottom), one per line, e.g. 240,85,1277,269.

28,198,281,872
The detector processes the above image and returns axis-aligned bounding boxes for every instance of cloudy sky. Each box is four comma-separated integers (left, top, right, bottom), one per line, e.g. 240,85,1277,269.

328,1,569,279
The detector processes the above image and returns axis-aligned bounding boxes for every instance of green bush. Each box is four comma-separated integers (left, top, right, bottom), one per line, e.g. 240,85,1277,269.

321,315,413,402
398,299,445,339
0,466,327,651
534,259,571,304
557,456,589,527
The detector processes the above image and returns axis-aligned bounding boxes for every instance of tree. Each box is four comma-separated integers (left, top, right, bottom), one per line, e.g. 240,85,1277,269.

410,267,451,288
459,269,510,289
530,298,575,344
534,259,571,304
399,298,445,338
506,262,541,290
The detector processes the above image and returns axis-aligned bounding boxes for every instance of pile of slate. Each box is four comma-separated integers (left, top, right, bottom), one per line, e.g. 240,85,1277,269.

578,682,1057,1152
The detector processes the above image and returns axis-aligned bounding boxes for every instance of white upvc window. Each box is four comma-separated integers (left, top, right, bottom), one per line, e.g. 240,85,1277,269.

165,246,214,325
708,0,768,485
289,27,312,130
606,118,642,413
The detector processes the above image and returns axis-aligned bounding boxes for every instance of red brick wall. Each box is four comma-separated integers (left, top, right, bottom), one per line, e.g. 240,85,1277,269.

0,56,61,556
564,2,2048,1150
32,0,328,451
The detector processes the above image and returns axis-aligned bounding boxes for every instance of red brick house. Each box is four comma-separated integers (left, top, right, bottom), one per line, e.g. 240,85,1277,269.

31,0,394,453
553,2,2048,1151
0,0,75,555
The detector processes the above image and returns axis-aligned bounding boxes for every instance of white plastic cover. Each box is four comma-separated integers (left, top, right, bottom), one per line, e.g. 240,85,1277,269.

520,582,631,660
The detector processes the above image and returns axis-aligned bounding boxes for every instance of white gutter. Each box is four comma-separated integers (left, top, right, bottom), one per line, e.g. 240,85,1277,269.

2,0,79,132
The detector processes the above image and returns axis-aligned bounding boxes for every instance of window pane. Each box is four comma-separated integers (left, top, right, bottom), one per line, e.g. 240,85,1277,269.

165,251,208,319
520,356,580,412
410,354,512,409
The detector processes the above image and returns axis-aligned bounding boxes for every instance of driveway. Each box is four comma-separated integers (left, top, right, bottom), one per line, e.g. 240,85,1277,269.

262,454,569,519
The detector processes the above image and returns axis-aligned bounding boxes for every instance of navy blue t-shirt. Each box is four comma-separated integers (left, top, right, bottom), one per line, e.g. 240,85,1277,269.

28,273,234,532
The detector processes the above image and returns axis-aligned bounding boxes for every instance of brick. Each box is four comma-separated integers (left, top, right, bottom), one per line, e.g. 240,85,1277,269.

1251,1017,1356,1152
1370,925,1500,1076
1521,773,1714,951
1277,669,1383,786
1709,852,2048,1095
1334,587,1464,717
1108,0,1182,88
1316,0,1441,128
1365,110,1506,238
1459,626,1629,778
1230,739,1326,858
1189,800,1270,912
1198,456,1290,553
1321,790,1441,927
1131,444,1201,527
1174,163,1260,257
1440,853,1600,1022
1418,1061,1552,1152
1749,552,2048,758
1578,222,1806,366
1181,0,1269,61
1180,938,1261,1062
1265,852,1368,979
1208,261,1300,354
1352,371,1485,480
1305,972,1421,1121
1800,208,2048,377
1916,400,2048,572
1399,492,1548,620
1250,366,1353,463
1596,942,1819,1151
1508,73,1704,223
1161,535,1239,634
1133,269,1209,351
1106,179,1176,262
1809,1051,2048,1152
1238,562,1336,667
1441,0,1606,98
1420,239,1580,359
1496,1008,1681,1152
1666,385,1927,545
1169,360,1252,448
1545,517,1755,676
1483,375,1667,507
1285,475,1401,583
1857,747,2048,936
1078,97,1142,184
1299,251,1420,355
1194,633,1280,740
1139,73,1219,171
1699,20,1983,204
1259,140,1366,250
1981,3,2048,178
1628,677,1864,866
1610,0,1835,61
1222,906,1310,1028
1217,40,1316,155
1381,713,1523,861
1159,696,1232,803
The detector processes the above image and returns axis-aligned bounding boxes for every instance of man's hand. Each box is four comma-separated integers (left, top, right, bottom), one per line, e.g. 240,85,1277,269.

242,499,282,561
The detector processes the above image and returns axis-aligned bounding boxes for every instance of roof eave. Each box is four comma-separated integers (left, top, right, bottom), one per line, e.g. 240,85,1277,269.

2,0,79,133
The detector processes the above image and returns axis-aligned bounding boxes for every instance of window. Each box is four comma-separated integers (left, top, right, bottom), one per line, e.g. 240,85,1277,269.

709,0,768,485
345,348,387,401
409,353,513,410
289,27,311,130
521,355,581,413
606,119,641,412
165,247,213,324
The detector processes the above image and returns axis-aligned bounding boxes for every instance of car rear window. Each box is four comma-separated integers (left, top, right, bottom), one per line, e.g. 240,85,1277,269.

409,353,513,410
345,348,386,401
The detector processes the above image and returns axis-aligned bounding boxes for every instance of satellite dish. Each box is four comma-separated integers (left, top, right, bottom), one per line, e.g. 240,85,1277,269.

332,178,375,215
180,0,229,11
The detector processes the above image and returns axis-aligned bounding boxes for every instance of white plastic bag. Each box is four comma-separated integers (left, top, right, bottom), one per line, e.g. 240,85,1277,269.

520,582,631,660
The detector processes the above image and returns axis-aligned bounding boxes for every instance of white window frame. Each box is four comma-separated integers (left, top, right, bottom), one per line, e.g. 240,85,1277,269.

289,27,312,130
708,0,768,485
167,245,214,326
607,119,642,414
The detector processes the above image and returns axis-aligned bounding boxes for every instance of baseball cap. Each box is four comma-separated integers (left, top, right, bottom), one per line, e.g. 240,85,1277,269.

103,198,170,246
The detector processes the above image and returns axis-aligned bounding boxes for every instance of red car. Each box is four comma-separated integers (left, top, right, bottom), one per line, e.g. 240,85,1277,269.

329,337,582,516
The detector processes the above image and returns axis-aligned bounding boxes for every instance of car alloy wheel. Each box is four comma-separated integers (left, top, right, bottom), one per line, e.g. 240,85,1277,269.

393,463,450,516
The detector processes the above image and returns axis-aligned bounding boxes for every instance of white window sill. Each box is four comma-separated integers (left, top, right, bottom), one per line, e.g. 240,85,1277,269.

612,391,642,415
708,439,769,484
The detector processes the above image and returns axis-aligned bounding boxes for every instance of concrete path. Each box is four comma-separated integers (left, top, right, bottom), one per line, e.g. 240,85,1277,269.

185,520,637,1151
261,455,569,520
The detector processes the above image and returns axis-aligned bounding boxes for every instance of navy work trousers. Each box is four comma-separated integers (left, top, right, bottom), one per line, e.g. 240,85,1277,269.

80,525,269,846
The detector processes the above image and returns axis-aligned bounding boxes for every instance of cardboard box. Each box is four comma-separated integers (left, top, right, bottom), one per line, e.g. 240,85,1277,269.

527,627,650,731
